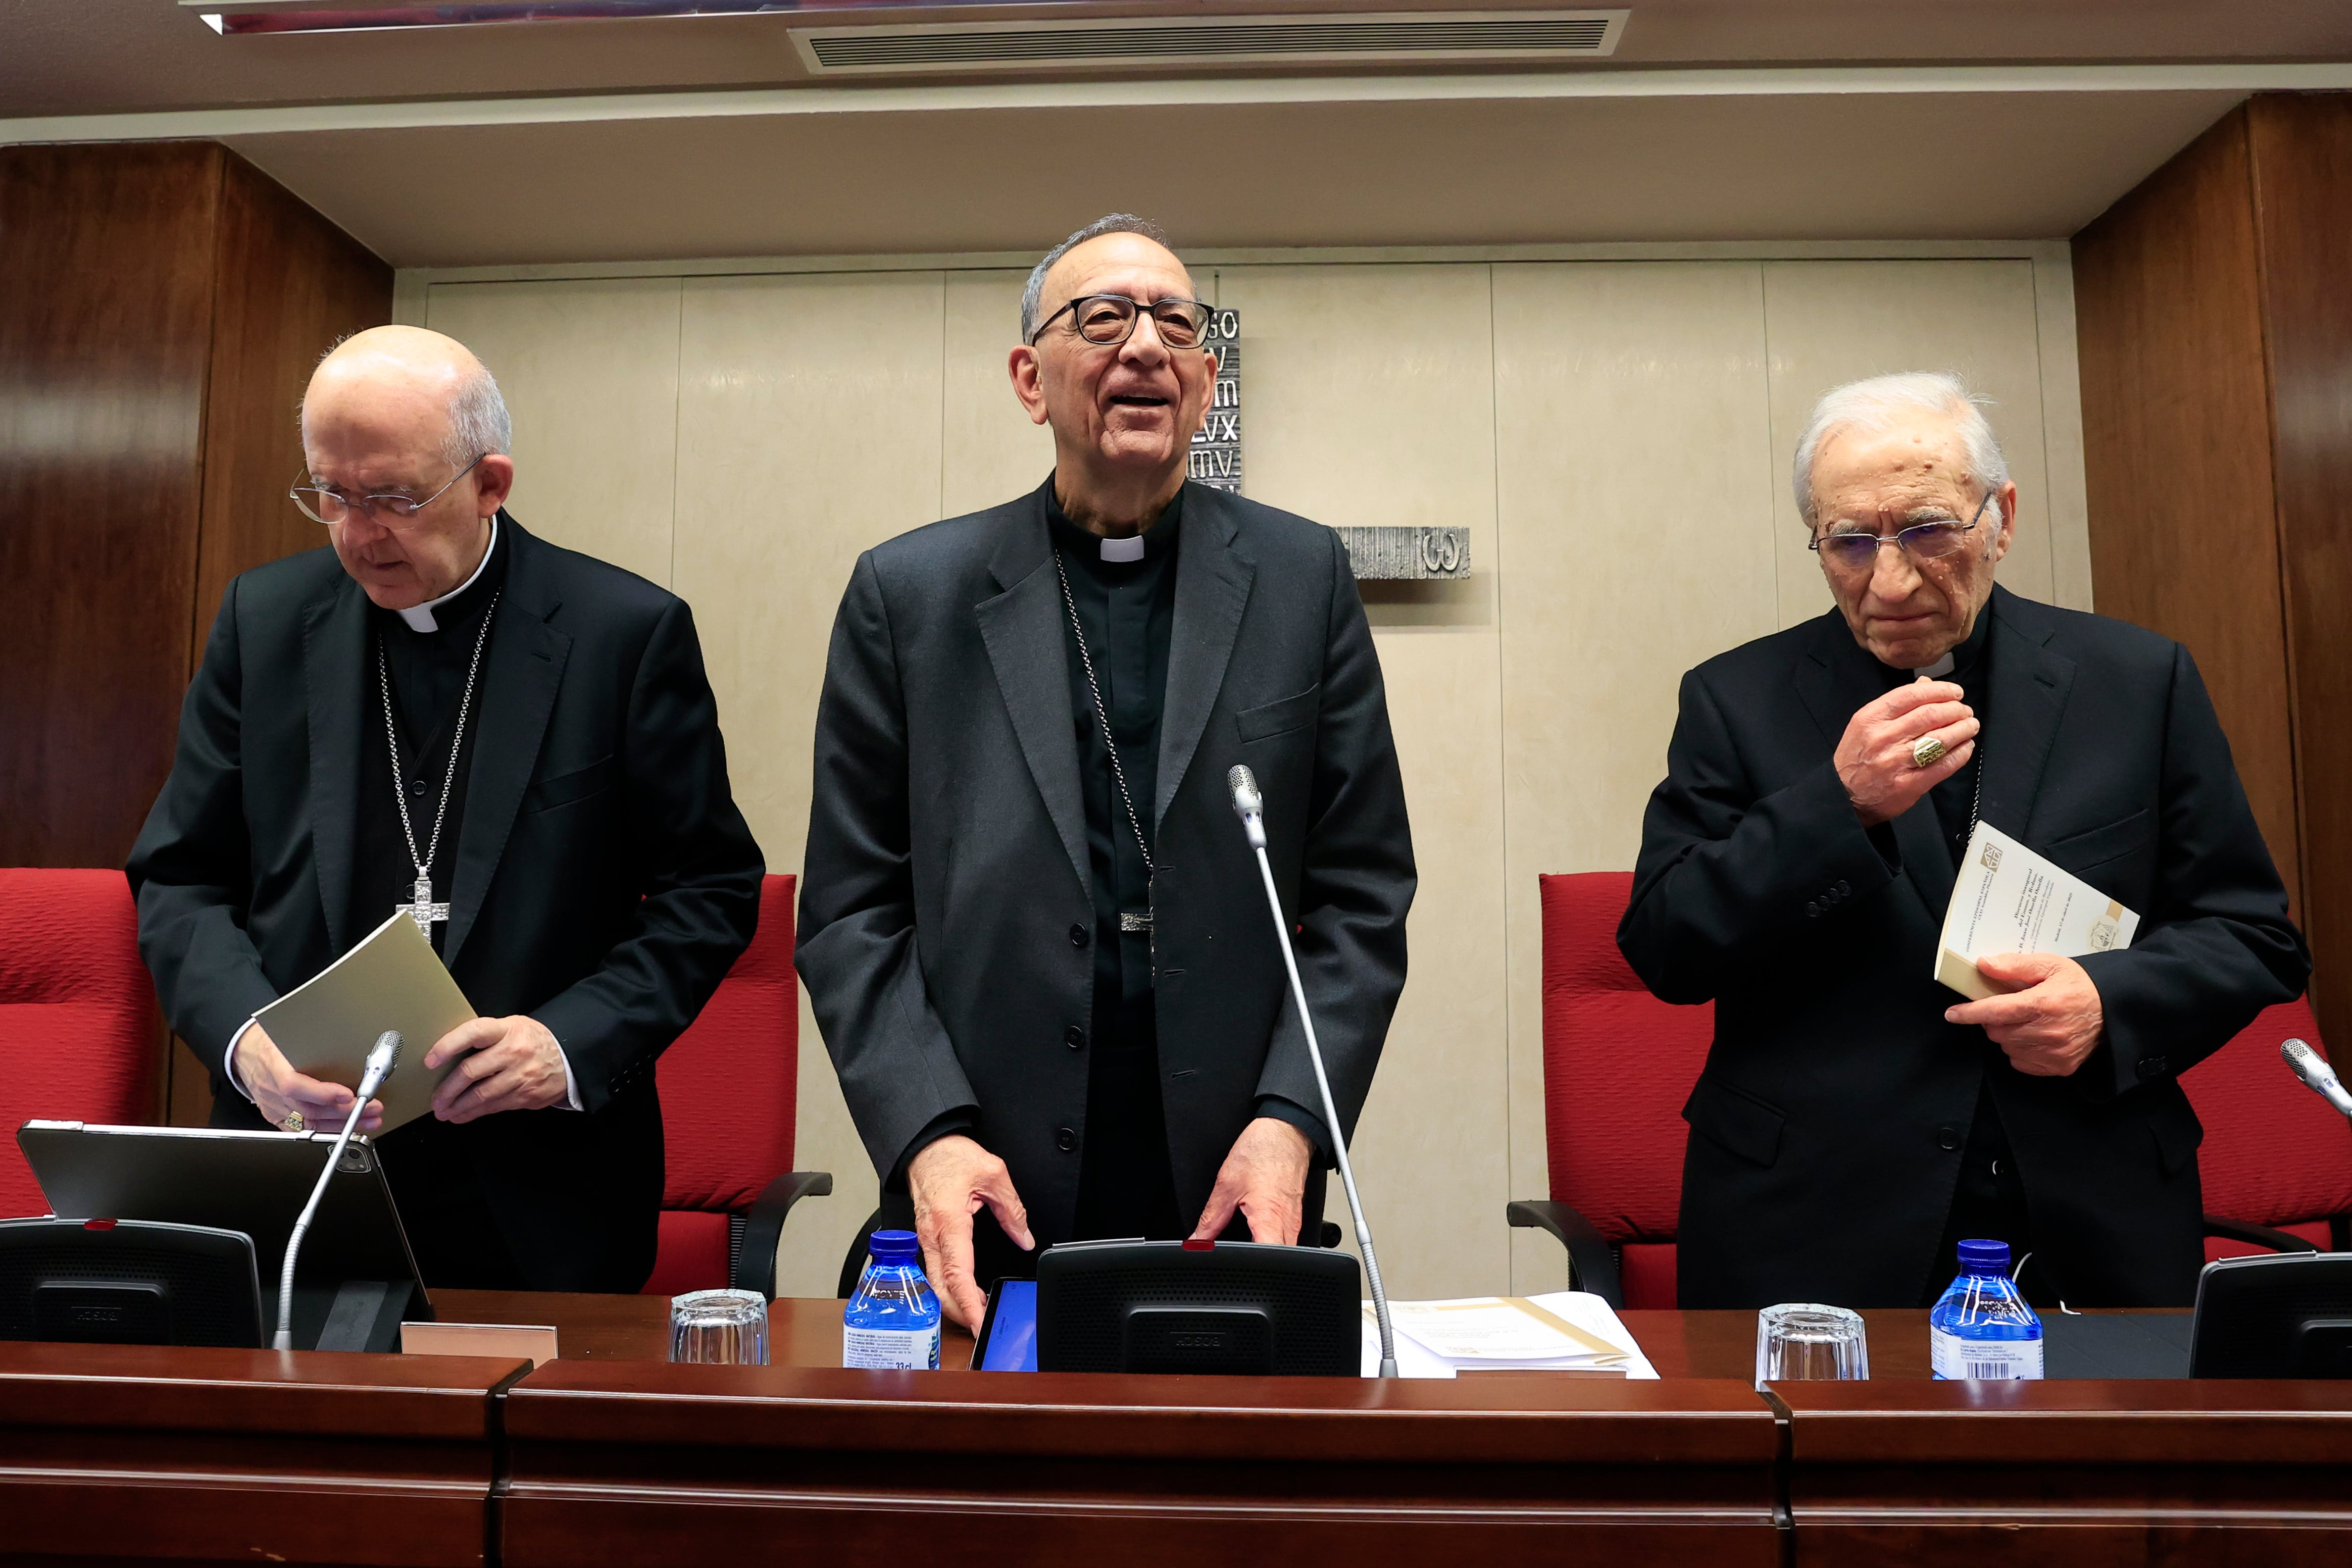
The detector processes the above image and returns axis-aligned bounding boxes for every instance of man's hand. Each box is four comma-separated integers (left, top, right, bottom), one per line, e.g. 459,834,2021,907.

1191,1117,1314,1246
1835,679,1978,828
1946,952,2107,1077
236,1021,385,1134
908,1134,1035,1329
425,1015,572,1123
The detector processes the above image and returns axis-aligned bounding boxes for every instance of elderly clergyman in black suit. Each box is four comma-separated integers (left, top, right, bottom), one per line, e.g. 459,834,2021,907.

128,326,764,1292
798,215,1416,1326
1621,371,2307,1310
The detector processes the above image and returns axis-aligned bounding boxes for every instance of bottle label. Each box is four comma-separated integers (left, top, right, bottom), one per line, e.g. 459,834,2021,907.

843,1323,941,1371
1931,1326,2044,1380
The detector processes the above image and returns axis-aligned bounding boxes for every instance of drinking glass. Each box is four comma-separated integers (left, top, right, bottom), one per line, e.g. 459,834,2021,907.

1755,1302,1869,1387
670,1288,770,1365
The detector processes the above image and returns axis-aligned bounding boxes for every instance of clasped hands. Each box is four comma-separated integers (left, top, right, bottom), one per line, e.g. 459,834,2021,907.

1835,682,2106,1078
908,1116,1314,1328
236,1014,572,1135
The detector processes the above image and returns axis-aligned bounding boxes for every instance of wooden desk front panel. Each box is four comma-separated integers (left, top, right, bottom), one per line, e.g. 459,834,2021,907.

501,1361,1782,1566
0,1342,526,1568
1778,1379,2352,1566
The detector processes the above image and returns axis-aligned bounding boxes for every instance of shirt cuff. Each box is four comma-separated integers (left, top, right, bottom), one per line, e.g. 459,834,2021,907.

558,1042,584,1111
224,1018,261,1103
1255,1095,1329,1165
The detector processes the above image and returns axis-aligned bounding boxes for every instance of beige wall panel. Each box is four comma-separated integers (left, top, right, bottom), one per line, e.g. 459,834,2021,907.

668,270,949,1299
941,269,1055,517
1213,262,1509,1300
1761,260,2059,629
2030,250,2096,612
424,277,681,587
1492,261,1780,1293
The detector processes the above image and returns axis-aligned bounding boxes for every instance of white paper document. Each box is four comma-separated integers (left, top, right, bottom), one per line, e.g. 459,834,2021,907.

1361,1292,1659,1379
253,911,477,1133
1936,820,2140,1002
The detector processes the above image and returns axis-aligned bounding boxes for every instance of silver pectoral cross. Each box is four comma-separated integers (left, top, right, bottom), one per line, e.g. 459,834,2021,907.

395,875,451,935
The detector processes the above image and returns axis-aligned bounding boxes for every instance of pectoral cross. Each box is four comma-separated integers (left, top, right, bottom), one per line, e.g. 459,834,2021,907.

395,875,450,936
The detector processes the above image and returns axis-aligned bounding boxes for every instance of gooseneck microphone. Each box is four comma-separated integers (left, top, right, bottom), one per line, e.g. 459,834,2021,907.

2283,1038,2352,1121
273,1029,403,1351
1229,765,1400,1378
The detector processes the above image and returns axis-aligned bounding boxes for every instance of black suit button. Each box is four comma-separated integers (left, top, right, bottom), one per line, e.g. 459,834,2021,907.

1064,1025,1085,1051
1838,881,1852,896
1806,901,1821,918
2137,1054,2168,1079
1068,924,1088,948
1936,1124,1964,1152
1055,1126,1077,1152
409,777,428,797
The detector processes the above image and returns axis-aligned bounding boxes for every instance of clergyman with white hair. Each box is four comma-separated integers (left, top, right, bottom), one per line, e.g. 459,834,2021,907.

128,325,764,1293
1618,370,2307,1310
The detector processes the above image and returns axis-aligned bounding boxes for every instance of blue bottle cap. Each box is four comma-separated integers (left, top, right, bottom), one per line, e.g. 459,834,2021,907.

1957,1238,2011,1275
868,1229,920,1263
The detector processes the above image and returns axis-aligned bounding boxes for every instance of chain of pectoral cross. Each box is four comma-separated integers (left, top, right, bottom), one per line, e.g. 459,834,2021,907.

381,590,501,936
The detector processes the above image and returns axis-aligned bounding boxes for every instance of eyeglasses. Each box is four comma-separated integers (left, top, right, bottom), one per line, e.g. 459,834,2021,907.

1028,293,1214,349
1810,488,1996,574
290,453,484,527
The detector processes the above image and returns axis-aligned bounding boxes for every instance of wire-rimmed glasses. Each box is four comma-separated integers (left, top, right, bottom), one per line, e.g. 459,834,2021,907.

290,453,484,527
1028,293,1214,349
1810,487,1996,574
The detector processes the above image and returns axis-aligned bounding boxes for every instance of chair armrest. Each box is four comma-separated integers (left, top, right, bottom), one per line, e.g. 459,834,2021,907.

2203,1213,2322,1254
732,1170,835,1299
1506,1199,1624,1309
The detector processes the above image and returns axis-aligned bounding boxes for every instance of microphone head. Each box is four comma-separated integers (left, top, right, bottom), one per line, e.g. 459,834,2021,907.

2283,1038,2324,1080
1228,764,1263,815
368,1029,404,1072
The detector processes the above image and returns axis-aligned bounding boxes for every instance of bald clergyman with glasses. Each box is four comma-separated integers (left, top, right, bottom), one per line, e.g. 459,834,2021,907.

128,326,764,1293
1619,371,2306,1312
798,216,1415,1328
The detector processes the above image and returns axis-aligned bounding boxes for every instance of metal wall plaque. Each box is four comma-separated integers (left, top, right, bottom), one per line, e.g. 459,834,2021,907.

1334,526,1473,580
1189,307,1242,492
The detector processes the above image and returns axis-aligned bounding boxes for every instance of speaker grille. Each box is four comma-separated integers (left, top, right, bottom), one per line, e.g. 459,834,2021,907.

795,11,1627,75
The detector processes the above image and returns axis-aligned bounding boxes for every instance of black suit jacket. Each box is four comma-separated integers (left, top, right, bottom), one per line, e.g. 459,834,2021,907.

1620,586,2308,1309
797,482,1415,1246
127,516,763,1291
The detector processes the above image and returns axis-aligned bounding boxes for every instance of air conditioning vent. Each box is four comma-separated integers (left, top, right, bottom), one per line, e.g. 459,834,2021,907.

792,11,1628,75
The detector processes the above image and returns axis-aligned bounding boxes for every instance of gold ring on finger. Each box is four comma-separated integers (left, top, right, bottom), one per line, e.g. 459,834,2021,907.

282,1110,307,1133
1911,736,1949,769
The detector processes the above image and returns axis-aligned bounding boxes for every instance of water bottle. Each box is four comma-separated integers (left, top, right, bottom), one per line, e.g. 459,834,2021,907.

841,1228,941,1371
1928,1238,2044,1381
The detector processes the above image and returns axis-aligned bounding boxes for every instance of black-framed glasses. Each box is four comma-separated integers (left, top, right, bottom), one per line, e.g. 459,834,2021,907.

290,453,484,528
1028,293,1214,349
1810,487,1996,574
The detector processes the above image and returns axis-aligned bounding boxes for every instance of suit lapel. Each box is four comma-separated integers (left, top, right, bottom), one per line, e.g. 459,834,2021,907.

300,581,369,956
444,519,569,967
975,503,1090,898
1156,486,1254,828
1791,610,1955,921
1976,585,2076,844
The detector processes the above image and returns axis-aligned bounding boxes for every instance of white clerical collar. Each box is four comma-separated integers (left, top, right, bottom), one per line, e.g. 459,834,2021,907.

395,516,499,633
1912,650,1956,680
1098,534,1145,564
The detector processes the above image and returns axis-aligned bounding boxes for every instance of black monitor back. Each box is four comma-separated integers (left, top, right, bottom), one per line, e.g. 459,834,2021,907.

2190,1253,2352,1378
0,1218,265,1347
1036,1239,1360,1376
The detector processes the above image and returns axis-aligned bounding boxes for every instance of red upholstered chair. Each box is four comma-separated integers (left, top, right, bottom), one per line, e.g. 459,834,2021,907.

2185,998,2352,1260
1508,872,1711,1309
0,870,158,1217
642,873,830,1300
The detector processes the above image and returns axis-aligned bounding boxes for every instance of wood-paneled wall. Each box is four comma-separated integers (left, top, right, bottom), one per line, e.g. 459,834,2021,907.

2074,92,2352,1053
0,142,391,1120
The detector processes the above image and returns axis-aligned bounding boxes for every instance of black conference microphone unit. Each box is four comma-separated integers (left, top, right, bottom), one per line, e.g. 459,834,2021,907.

1228,764,1399,1378
273,1029,403,1350
2282,1038,2352,1122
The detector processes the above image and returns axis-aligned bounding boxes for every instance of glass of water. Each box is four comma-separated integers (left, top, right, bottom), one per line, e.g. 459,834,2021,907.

670,1288,770,1365
1755,1302,1869,1387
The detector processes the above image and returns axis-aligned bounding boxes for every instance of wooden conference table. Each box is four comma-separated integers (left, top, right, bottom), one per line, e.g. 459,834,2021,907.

2,1294,2346,1567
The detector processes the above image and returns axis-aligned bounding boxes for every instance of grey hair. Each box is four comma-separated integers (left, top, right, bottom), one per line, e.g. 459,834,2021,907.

1020,214,1174,341
1791,371,2010,529
442,361,512,468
